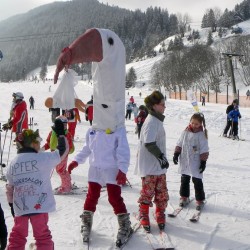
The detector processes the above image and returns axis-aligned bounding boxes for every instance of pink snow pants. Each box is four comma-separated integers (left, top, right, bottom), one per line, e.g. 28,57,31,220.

56,156,72,192
7,213,54,250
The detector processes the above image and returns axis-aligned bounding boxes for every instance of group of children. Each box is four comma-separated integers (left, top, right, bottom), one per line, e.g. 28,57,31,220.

1,90,209,250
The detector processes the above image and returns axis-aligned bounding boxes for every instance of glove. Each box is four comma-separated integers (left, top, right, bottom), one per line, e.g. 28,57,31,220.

157,154,169,169
68,161,78,174
9,203,15,217
52,119,65,137
2,122,12,131
116,170,127,185
173,152,180,165
199,160,206,173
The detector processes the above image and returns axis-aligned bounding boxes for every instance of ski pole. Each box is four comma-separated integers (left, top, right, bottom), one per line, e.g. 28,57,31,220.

6,132,13,169
0,129,8,168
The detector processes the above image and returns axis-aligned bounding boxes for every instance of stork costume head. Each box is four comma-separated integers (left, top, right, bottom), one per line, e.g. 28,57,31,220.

54,28,126,132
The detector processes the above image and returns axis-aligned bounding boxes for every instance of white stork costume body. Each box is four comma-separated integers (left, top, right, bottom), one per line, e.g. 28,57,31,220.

54,28,132,248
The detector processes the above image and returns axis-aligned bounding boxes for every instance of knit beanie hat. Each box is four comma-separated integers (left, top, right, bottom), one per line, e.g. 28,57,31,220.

15,129,42,148
144,91,164,110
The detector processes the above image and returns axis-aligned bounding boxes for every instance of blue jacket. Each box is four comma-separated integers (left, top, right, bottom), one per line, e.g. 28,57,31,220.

228,109,241,122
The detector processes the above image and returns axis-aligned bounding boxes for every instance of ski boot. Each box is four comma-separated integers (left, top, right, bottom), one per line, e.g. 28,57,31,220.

139,203,150,232
116,213,133,248
196,200,205,211
179,197,190,207
155,207,165,231
80,210,93,243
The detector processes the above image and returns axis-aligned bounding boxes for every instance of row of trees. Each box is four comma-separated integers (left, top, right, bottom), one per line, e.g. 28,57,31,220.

201,0,250,30
150,35,250,94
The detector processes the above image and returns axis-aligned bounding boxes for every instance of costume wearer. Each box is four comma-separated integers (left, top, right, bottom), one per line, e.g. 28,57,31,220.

54,28,132,247
173,114,209,208
63,108,81,140
42,116,74,194
134,91,169,231
228,106,241,139
5,128,68,250
85,97,93,126
223,99,238,137
0,203,8,250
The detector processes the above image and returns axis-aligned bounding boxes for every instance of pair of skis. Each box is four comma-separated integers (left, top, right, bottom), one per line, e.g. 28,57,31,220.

133,212,175,250
168,199,206,223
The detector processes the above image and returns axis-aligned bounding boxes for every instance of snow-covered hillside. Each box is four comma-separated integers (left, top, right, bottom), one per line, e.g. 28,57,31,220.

0,63,250,249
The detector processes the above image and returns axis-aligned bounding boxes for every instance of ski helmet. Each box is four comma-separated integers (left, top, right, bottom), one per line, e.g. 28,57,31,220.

13,92,24,100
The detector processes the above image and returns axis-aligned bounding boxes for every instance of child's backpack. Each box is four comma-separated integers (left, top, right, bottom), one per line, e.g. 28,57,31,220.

65,109,75,120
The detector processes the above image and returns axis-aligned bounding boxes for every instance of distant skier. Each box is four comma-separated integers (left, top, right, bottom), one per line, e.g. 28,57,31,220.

246,89,250,100
29,96,35,109
228,105,242,140
85,96,93,126
201,95,205,106
2,92,28,134
173,112,209,210
223,99,238,137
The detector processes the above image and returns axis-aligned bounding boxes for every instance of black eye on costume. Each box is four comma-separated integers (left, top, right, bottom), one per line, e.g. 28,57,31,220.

108,37,114,45
102,104,108,108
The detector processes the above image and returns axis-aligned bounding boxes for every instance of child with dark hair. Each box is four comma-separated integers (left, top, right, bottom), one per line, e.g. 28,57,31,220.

5,125,68,250
134,90,169,232
173,112,209,210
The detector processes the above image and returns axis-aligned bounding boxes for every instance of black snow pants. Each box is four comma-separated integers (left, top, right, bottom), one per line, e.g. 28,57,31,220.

179,174,205,201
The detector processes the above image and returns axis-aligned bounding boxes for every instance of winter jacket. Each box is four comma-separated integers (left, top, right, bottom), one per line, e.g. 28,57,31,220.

134,113,167,177
11,100,28,133
135,110,148,124
6,148,61,216
73,126,130,174
85,100,93,121
126,103,133,111
175,126,209,179
43,130,74,154
228,109,241,122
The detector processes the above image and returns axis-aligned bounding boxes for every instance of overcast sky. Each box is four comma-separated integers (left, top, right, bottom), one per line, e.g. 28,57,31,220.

0,0,242,23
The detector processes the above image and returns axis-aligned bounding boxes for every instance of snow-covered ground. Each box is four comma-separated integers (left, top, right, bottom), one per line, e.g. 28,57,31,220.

0,73,250,249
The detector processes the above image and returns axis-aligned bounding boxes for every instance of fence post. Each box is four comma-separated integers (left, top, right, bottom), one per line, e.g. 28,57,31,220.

226,85,229,104
207,86,209,102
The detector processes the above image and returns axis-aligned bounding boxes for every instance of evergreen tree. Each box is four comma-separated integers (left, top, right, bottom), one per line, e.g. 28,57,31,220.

126,67,137,88
207,31,213,46
40,63,48,81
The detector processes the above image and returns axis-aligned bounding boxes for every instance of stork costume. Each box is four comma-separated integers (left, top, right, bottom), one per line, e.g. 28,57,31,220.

54,28,133,247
